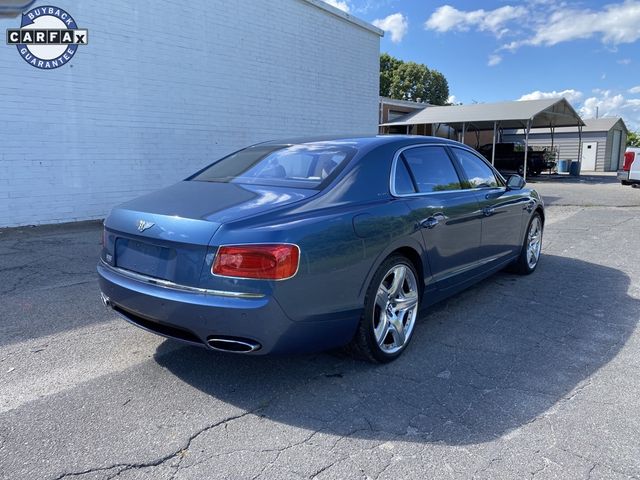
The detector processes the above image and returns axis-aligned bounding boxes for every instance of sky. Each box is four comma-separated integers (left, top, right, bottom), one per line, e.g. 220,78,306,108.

325,0,640,131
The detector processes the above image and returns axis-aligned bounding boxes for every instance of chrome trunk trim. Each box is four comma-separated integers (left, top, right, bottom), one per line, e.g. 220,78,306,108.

99,259,265,299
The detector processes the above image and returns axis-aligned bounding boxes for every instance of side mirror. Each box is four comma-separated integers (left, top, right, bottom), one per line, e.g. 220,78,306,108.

506,174,526,190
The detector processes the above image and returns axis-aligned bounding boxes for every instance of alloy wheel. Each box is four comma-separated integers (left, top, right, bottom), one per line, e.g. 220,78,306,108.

373,264,419,354
527,216,542,269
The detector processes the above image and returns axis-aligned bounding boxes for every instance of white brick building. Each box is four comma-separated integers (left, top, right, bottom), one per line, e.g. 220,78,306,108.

0,0,382,227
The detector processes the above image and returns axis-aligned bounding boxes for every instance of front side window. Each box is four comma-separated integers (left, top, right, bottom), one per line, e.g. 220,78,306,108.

398,146,462,193
452,148,501,189
191,144,356,189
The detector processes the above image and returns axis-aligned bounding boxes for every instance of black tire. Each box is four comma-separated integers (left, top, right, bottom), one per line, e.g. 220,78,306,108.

348,254,420,363
517,164,525,176
621,180,631,186
510,212,543,275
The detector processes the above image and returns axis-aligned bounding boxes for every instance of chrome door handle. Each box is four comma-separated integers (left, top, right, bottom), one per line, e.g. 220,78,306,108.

421,217,439,229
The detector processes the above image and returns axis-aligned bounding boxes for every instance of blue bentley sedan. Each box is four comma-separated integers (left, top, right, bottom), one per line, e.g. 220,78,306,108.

98,136,544,362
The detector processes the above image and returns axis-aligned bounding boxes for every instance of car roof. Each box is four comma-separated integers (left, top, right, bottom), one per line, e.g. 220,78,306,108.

256,135,462,149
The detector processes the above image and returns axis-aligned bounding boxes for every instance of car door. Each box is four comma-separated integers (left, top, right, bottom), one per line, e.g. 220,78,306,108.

449,146,528,266
392,144,483,289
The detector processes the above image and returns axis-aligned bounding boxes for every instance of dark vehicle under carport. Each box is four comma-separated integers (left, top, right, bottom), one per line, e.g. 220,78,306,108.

478,143,554,176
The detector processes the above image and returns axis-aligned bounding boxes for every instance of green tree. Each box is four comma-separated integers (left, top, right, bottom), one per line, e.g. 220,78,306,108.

379,53,450,106
628,130,640,148
390,61,430,102
379,53,401,98
428,70,449,106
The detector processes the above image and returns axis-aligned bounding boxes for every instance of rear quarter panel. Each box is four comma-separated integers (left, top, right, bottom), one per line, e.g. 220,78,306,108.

201,199,421,325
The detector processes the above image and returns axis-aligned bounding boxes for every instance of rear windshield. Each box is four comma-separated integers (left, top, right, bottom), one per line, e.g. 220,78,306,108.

190,144,357,189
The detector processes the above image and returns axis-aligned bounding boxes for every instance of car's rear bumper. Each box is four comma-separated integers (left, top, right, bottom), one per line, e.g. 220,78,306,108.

617,170,630,183
97,261,356,355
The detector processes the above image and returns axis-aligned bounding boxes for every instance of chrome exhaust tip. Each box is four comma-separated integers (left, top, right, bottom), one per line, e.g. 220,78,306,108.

207,337,261,353
100,292,111,307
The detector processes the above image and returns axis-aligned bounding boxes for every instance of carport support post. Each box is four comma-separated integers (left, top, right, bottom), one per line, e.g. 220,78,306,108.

461,122,466,144
577,124,583,172
491,121,497,165
523,119,531,181
550,126,556,171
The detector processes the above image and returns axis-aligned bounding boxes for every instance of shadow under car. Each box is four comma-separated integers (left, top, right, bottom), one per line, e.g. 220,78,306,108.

153,254,638,445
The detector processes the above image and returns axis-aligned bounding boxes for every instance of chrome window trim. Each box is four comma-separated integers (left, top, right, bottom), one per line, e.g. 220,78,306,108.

390,143,473,198
389,143,507,198
99,259,265,299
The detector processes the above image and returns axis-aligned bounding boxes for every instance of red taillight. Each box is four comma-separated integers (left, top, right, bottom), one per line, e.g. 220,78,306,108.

212,244,300,280
623,151,635,171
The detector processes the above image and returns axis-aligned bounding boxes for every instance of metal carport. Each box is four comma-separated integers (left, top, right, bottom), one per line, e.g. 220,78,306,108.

380,98,585,179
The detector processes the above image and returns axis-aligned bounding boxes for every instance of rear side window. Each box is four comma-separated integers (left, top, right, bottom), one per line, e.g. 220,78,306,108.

398,146,462,193
452,148,501,189
394,158,416,195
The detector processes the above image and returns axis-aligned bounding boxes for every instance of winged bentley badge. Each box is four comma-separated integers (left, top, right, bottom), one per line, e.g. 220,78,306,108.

137,220,155,232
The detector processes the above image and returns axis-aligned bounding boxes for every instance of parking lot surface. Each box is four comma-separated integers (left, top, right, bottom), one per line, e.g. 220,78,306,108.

1,174,639,480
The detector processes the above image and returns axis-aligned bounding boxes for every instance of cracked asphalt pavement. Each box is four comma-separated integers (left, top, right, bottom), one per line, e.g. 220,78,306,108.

1,174,639,479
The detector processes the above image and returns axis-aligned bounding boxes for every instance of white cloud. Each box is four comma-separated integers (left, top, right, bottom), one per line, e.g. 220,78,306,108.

447,95,457,104
498,0,640,52
528,1,640,47
629,86,640,94
516,88,640,129
372,13,409,43
324,0,350,13
425,1,640,64
425,5,527,37
518,89,584,104
487,54,502,66
580,91,626,118
580,90,640,129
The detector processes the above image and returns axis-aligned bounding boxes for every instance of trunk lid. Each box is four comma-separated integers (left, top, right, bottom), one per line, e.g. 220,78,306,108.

105,181,315,286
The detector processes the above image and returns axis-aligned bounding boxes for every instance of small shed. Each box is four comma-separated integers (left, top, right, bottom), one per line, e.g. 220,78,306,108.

504,117,628,172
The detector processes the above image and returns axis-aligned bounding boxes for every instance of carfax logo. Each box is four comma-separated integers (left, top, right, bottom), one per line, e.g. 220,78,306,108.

5,5,87,69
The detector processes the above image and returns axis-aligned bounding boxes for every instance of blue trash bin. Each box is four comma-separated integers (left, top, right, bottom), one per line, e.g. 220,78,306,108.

569,161,581,177
558,159,569,172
